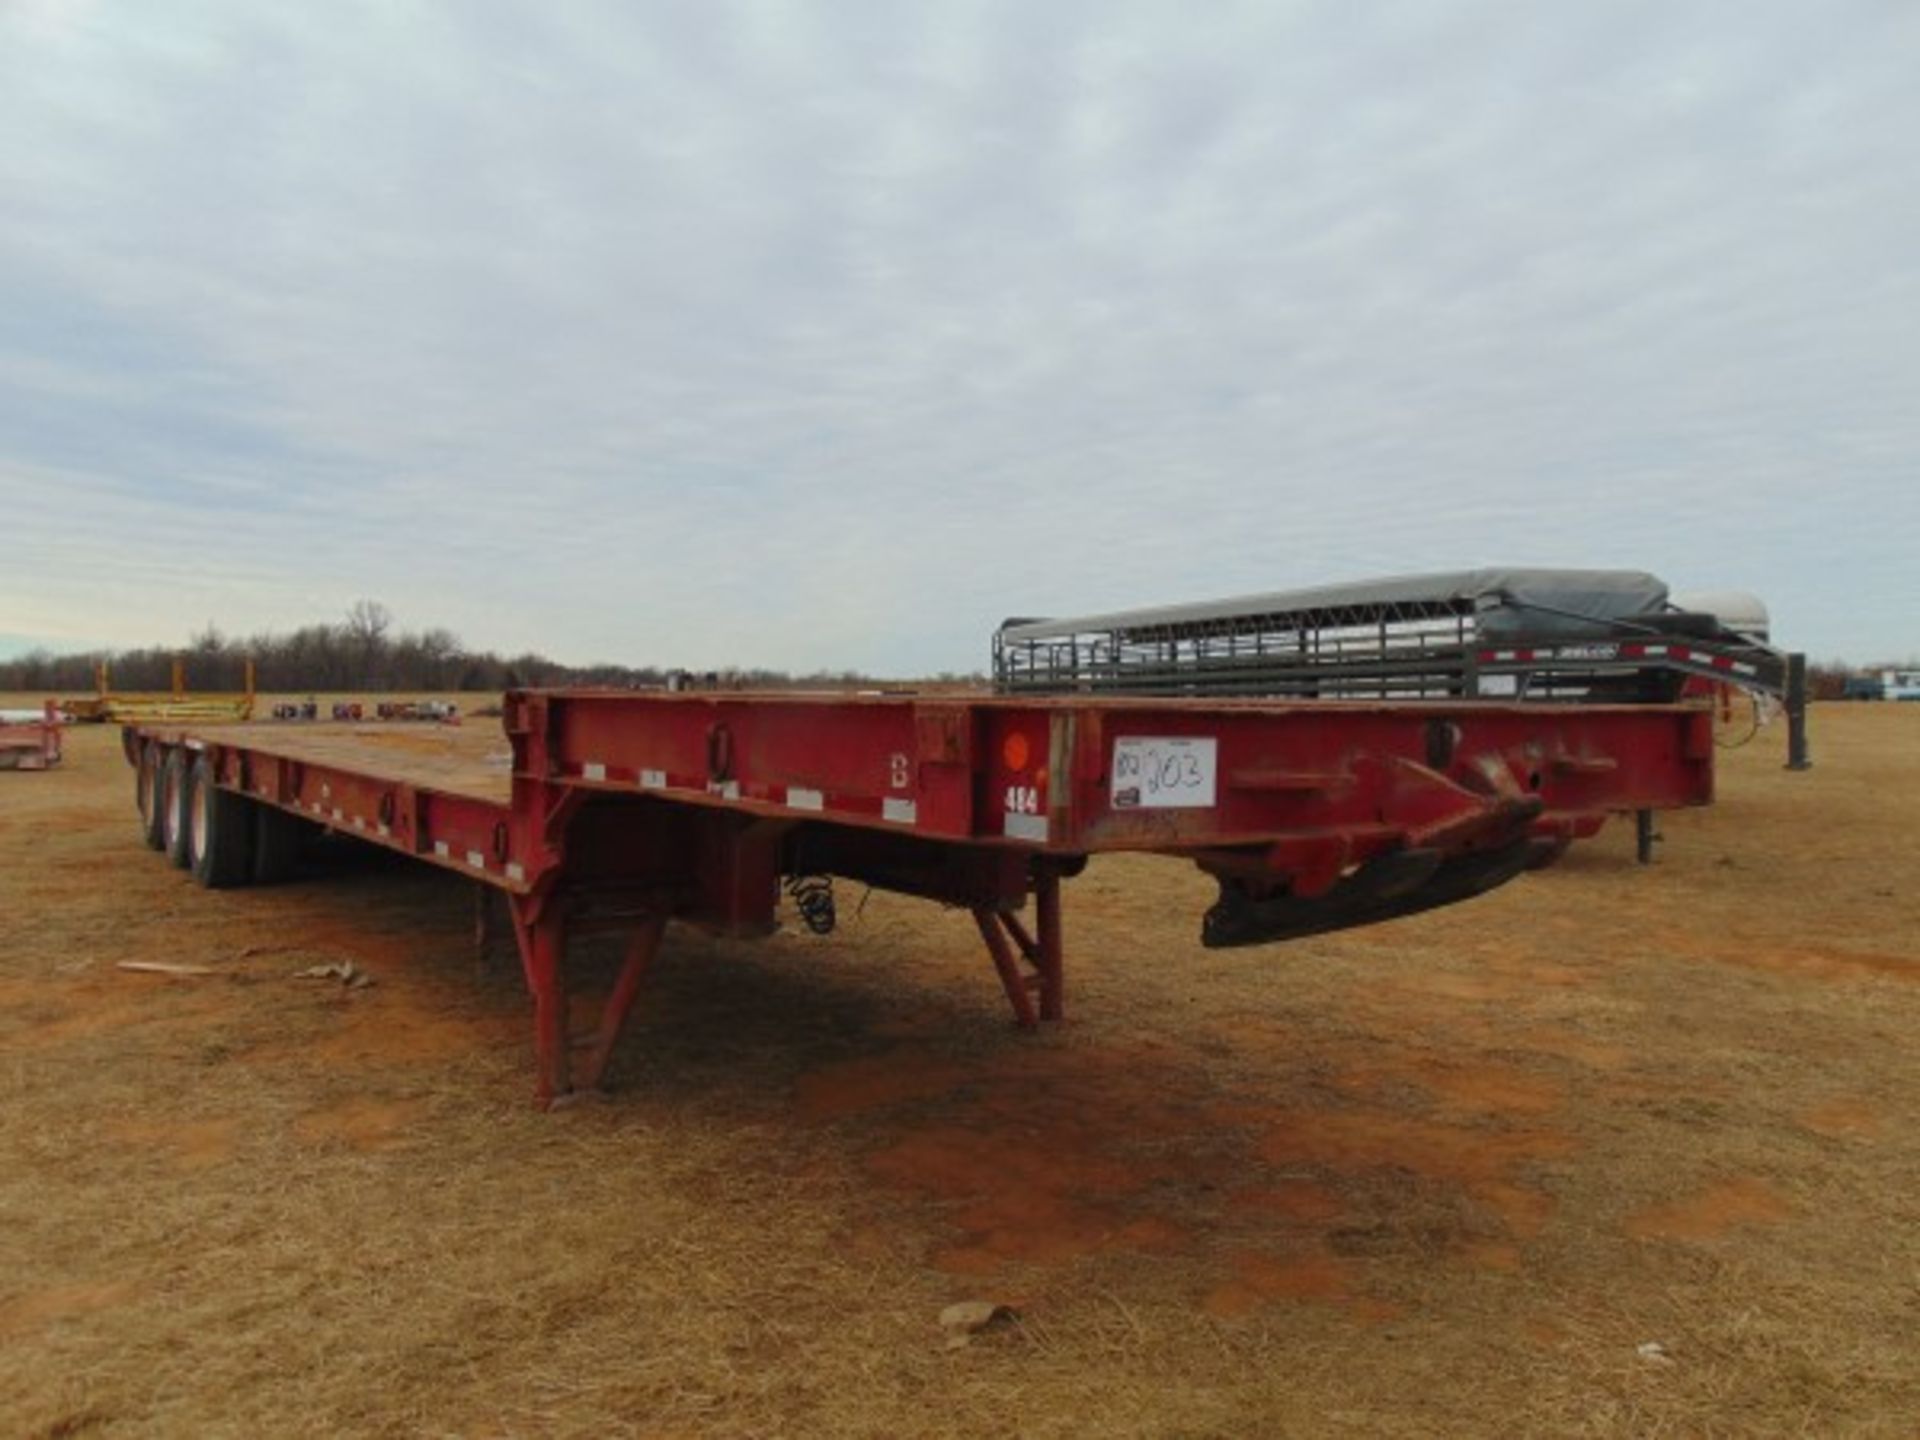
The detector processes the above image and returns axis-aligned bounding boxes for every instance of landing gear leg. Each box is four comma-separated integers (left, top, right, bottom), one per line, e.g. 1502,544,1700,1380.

510,895,671,1108
510,895,571,1108
973,864,1065,1028
1635,808,1659,865
574,915,668,1093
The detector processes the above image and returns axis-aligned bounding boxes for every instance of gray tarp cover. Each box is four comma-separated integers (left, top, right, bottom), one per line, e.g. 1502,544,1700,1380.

1000,568,1671,642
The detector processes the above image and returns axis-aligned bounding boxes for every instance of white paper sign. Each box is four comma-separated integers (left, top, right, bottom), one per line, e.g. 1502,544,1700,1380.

1111,736,1217,809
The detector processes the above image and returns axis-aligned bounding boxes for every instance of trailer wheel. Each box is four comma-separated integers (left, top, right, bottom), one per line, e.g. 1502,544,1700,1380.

137,743,166,851
252,803,309,885
162,749,193,869
188,754,253,889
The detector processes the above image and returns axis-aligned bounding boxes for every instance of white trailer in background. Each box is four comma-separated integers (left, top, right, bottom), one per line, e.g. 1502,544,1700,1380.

1882,669,1920,701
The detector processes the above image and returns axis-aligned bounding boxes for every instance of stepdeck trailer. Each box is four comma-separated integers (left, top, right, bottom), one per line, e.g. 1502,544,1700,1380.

125,688,1713,1106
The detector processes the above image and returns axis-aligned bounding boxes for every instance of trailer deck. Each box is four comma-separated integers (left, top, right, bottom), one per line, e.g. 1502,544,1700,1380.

125,689,1715,1105
160,721,513,805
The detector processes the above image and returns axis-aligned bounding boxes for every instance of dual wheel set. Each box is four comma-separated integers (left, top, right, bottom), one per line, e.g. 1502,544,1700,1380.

133,742,309,888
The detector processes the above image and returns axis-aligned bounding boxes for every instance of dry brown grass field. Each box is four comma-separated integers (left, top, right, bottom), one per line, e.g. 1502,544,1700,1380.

2,699,1916,1437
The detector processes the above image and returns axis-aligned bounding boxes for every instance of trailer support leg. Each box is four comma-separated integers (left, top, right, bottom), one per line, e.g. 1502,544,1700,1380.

575,914,668,1093
974,866,1066,1028
1035,865,1064,1022
1785,651,1812,771
473,883,493,966
1635,808,1658,865
975,908,1038,1028
511,897,572,1108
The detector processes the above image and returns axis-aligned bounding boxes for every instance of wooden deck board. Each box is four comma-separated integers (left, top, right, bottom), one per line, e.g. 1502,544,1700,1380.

180,723,514,805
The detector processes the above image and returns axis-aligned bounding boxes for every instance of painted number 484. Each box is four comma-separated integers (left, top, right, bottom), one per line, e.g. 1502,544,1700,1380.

1004,784,1040,815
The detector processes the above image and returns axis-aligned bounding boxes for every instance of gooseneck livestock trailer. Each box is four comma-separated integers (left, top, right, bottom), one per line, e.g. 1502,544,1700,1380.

125,688,1714,1105
992,568,1793,702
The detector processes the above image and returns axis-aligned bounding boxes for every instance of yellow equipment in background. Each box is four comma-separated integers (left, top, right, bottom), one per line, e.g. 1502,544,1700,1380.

64,659,255,724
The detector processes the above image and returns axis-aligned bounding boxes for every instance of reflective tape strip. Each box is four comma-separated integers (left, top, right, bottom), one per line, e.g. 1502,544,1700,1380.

708,780,740,801
505,862,525,883
1004,812,1048,843
639,769,666,789
785,787,824,812
882,797,917,825
433,841,450,858
582,761,606,782
466,850,486,870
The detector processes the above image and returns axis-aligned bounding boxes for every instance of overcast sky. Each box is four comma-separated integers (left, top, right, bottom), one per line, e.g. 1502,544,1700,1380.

2,0,1914,672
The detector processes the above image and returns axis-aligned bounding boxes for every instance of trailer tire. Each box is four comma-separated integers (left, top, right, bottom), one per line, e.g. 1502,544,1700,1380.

162,749,193,869
137,743,166,851
252,803,309,885
188,754,253,889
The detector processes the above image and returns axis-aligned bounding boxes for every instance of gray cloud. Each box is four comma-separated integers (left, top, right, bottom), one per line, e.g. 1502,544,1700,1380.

2,0,1915,669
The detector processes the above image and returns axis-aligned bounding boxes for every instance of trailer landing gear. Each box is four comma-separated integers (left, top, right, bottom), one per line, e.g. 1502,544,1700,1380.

506,873,1068,1110
973,863,1064,1028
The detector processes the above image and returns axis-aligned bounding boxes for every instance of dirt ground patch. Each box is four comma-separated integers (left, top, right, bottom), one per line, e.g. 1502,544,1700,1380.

2,701,1917,1436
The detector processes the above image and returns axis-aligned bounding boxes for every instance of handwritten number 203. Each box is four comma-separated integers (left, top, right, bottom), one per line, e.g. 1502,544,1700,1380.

1117,747,1204,794
1153,752,1204,794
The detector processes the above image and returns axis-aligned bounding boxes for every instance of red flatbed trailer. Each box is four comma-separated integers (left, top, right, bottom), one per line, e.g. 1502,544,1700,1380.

124,689,1714,1105
1,701,63,771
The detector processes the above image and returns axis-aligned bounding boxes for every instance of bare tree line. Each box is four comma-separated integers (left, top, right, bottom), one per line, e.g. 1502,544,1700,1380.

0,601,967,695
5,603,1875,699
